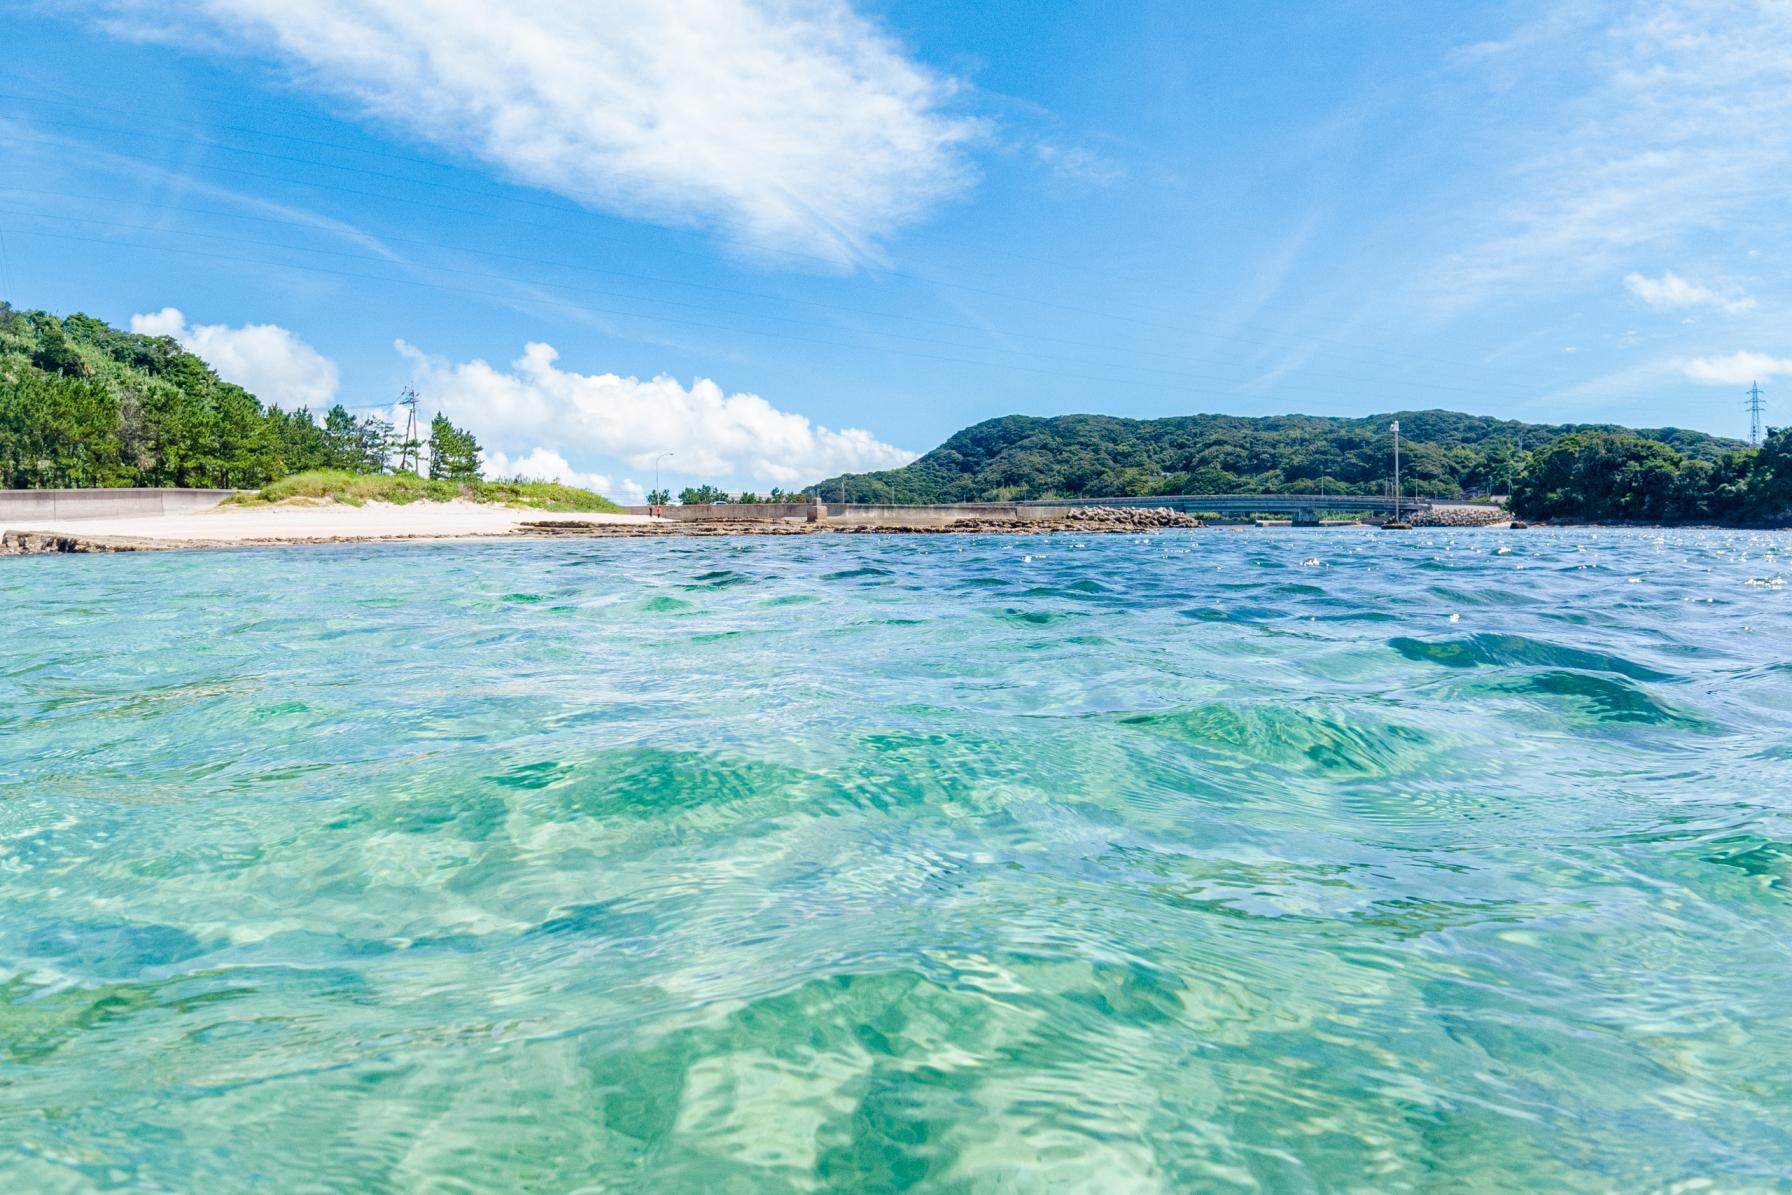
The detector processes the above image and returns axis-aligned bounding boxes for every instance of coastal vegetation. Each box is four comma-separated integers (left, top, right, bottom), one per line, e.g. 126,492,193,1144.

234,470,624,512
1510,428,1792,524
808,410,1792,524
10,303,1788,524
672,485,802,505
0,304,614,507
809,411,1741,506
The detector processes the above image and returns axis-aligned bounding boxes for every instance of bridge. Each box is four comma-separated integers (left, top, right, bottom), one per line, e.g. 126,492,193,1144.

1020,493,1432,525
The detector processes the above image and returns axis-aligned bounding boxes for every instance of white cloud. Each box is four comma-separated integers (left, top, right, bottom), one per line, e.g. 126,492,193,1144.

398,339,915,488
94,0,980,267
1034,143,1125,188
129,306,340,409
1681,351,1792,385
1433,0,1792,310
1624,271,1755,314
482,447,642,503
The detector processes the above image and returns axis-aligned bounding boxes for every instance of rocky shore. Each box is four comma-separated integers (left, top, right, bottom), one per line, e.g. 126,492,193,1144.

1407,505,1512,528
4,504,1538,555
521,506,1205,539
2,504,1213,553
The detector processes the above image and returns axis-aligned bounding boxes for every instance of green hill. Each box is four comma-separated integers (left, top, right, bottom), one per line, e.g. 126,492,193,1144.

808,410,1743,504
0,303,577,500
0,303,340,489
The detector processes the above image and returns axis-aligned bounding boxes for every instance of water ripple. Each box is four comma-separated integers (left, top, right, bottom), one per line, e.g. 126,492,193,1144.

3,528,1791,1190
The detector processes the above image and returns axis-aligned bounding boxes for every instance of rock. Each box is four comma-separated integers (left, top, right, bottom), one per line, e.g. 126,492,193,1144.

1407,505,1510,528
1055,506,1203,531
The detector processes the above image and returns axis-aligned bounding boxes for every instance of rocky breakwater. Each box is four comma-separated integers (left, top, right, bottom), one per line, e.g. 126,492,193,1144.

1060,506,1202,529
515,506,1205,538
935,506,1202,534
1408,505,1511,528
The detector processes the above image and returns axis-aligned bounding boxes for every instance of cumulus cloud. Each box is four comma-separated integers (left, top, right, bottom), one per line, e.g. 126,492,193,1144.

92,0,980,266
1624,271,1755,314
130,307,340,409
482,447,643,503
1681,350,1792,385
399,339,914,488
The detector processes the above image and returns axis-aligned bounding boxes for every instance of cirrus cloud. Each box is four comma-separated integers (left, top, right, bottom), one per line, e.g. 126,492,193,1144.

1624,271,1756,315
1433,0,1792,312
398,339,915,488
130,306,340,410
90,0,981,267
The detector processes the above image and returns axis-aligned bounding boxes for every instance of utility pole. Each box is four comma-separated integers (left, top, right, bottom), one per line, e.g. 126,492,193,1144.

396,387,421,474
1390,420,1402,523
1747,381,1765,447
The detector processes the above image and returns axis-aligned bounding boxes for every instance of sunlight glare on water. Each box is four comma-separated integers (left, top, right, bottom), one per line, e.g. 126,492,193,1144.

3,528,1791,1191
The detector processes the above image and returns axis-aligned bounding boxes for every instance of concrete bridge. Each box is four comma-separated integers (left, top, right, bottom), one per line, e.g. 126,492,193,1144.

1021,493,1433,525
635,493,1437,527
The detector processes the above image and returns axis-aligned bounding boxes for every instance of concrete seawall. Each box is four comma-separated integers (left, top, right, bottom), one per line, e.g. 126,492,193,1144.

625,502,814,522
0,488,236,523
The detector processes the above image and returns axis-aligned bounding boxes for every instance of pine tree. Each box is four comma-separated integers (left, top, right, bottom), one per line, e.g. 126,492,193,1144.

427,412,483,481
322,404,361,470
354,414,393,473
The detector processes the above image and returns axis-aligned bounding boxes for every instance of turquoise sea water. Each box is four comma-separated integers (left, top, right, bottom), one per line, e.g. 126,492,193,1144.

3,528,1791,1192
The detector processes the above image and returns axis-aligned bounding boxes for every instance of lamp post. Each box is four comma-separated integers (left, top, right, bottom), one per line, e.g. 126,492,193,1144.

1390,421,1401,524
654,451,673,516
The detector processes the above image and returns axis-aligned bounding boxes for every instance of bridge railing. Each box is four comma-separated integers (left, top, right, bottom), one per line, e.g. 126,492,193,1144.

1018,493,1433,513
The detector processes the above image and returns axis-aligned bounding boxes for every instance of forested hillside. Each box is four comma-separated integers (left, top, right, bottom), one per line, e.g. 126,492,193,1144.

0,304,480,489
1509,429,1792,524
808,411,1743,504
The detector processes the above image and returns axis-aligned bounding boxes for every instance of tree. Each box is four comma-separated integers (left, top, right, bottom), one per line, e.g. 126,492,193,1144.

354,414,394,473
0,372,124,487
28,316,89,378
321,404,362,470
427,412,483,481
645,488,671,506
266,406,331,476
1511,432,1699,522
809,411,1743,506
678,484,729,504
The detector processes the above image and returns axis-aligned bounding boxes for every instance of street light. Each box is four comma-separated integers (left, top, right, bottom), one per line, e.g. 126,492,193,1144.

654,451,673,515
1390,421,1402,524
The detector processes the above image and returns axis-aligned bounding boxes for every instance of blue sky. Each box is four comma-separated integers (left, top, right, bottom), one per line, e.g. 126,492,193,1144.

4,1,1788,498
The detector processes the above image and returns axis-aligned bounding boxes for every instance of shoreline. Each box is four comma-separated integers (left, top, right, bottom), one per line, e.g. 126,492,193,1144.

0,497,1540,556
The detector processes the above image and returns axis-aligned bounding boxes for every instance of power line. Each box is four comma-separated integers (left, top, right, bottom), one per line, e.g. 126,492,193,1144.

0,109,1712,418
1747,380,1765,446
0,188,1300,372
0,133,1589,389
5,219,1584,410
0,86,1172,286
0,201,1591,409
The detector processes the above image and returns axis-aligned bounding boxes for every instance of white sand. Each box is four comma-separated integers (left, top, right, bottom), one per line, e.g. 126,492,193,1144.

2,499,654,544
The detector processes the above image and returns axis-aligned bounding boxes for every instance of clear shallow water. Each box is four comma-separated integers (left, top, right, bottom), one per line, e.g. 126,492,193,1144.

3,528,1791,1192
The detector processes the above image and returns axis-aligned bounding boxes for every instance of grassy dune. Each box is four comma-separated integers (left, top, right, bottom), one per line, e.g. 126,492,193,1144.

234,470,624,513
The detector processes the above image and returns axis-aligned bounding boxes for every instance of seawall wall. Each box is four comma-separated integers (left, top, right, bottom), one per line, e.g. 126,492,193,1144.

0,488,236,523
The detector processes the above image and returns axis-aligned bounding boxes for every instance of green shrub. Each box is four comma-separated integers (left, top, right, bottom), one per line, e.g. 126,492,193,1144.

233,470,622,512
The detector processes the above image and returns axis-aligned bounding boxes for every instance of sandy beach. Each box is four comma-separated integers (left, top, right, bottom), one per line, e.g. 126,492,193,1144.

0,499,656,551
